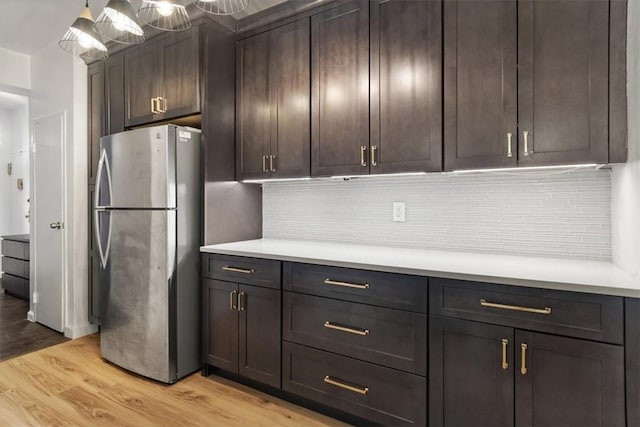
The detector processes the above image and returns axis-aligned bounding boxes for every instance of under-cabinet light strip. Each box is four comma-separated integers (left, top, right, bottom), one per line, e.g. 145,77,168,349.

242,164,602,183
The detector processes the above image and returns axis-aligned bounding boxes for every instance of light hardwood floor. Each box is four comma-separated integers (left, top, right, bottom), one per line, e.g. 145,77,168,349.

0,334,347,426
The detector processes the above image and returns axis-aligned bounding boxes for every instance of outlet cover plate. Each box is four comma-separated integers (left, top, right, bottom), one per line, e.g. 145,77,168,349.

393,202,406,222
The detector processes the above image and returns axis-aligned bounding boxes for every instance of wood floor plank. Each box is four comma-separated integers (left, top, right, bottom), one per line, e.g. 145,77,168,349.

0,334,347,426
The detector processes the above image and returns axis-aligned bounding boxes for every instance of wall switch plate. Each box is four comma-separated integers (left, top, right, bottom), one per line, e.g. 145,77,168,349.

393,202,406,222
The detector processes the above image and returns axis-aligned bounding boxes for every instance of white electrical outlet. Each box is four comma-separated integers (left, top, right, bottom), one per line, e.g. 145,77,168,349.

393,202,406,222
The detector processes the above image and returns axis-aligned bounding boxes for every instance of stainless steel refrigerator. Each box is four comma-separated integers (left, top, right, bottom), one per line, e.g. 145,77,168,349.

94,124,201,383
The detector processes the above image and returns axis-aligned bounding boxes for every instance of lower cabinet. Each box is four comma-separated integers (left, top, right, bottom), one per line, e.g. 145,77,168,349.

204,278,281,388
429,316,625,427
283,341,426,425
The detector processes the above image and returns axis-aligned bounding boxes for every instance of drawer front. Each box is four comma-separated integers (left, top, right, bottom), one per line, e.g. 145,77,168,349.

1,257,28,279
2,273,29,300
2,240,27,260
204,254,281,289
283,342,426,426
430,278,624,344
284,292,426,375
283,262,427,313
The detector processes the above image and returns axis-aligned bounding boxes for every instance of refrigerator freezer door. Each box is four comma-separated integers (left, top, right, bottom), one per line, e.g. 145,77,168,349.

100,209,177,383
99,126,177,209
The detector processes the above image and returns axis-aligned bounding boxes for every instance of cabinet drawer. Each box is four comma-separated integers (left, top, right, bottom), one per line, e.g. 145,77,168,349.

283,342,426,426
2,240,28,260
204,255,281,289
283,262,427,313
1,257,28,279
2,273,29,301
284,292,426,375
430,278,624,344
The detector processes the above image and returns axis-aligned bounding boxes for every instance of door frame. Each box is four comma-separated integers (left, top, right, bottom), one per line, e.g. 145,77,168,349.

28,111,67,332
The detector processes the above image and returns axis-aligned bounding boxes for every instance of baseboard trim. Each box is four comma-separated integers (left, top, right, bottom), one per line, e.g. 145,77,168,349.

27,310,35,322
64,323,98,339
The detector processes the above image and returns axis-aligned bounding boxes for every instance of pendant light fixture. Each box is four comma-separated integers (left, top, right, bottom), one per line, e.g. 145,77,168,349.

138,1,191,31
194,0,249,15
94,0,145,44
59,1,108,60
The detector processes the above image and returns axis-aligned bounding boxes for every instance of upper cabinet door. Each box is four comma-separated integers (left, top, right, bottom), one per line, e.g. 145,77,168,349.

370,0,442,174
159,29,201,120
105,53,125,136
88,62,105,185
269,19,311,179
518,0,609,165
444,0,517,171
237,32,271,180
311,1,369,177
125,42,159,127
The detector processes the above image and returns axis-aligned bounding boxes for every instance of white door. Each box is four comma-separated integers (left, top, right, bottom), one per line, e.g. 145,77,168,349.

31,113,65,332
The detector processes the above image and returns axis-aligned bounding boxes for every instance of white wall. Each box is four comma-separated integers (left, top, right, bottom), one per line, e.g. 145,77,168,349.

263,169,612,261
611,1,640,277
0,48,31,90
29,42,95,338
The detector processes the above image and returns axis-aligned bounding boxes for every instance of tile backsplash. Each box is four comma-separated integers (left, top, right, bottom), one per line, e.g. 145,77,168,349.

262,169,612,261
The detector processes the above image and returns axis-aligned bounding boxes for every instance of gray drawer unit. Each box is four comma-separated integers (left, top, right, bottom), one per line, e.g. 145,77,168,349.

283,262,427,313
430,278,624,344
283,341,426,426
1,257,28,279
284,291,426,375
203,254,281,289
2,274,29,301
2,239,28,260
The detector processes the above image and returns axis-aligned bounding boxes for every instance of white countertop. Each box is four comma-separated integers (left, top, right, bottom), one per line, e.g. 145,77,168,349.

201,239,640,298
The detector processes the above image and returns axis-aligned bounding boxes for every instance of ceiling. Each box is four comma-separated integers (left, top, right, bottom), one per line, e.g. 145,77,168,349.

0,0,286,56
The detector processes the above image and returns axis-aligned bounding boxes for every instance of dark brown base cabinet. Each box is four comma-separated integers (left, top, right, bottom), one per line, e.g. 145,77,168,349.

203,257,282,388
202,253,636,426
429,316,625,427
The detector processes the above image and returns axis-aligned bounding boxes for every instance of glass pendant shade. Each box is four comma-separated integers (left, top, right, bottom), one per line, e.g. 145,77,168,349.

138,1,191,31
194,0,249,15
94,0,145,44
59,3,108,60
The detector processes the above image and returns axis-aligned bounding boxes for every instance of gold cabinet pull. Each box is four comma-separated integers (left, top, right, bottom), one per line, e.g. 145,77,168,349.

269,154,276,172
360,145,367,167
501,339,509,370
324,278,369,290
480,299,551,315
507,133,513,158
238,291,245,311
222,265,255,274
520,343,528,375
371,145,378,166
160,97,167,113
229,290,237,310
523,131,530,156
324,321,369,336
151,97,158,114
262,155,268,173
323,376,369,395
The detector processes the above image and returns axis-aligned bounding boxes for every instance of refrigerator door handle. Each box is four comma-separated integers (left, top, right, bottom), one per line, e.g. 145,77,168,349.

95,209,112,269
95,149,114,209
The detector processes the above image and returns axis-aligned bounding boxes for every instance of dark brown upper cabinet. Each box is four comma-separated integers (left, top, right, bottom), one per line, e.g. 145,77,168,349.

311,1,370,177
370,0,443,174
124,27,200,127
105,52,125,137
237,19,311,181
88,62,105,186
444,0,517,171
445,0,621,171
517,0,609,166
